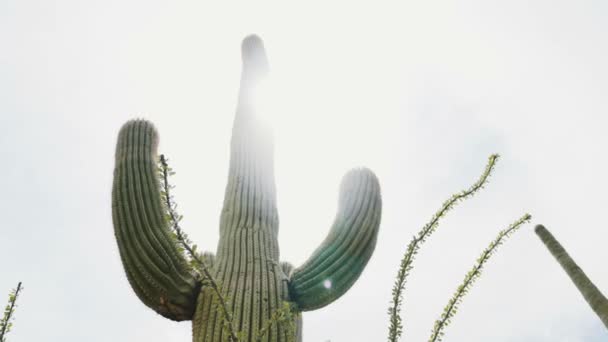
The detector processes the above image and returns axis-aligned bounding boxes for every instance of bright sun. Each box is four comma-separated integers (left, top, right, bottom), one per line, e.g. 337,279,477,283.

251,76,285,128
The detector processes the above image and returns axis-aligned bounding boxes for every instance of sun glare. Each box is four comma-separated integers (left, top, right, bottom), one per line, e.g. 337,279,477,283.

252,76,284,128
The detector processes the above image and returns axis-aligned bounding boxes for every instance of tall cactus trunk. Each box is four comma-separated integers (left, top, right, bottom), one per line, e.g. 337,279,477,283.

192,35,292,342
535,225,608,329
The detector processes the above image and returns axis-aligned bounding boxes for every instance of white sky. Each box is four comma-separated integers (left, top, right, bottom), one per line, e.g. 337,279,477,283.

1,1,607,341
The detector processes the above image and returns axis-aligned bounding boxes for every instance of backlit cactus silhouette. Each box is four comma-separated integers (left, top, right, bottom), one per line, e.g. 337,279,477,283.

535,225,608,329
111,35,382,341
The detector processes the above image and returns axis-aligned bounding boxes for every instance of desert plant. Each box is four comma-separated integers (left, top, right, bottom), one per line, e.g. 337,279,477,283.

387,154,531,342
428,213,530,341
388,155,497,342
0,282,22,342
535,224,608,329
111,35,382,342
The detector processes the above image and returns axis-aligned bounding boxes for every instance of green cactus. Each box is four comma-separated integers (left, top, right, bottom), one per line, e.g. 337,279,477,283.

535,224,608,329
111,35,382,341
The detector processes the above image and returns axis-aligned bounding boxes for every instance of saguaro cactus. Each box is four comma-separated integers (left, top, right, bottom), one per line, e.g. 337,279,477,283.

111,35,382,341
535,224,608,329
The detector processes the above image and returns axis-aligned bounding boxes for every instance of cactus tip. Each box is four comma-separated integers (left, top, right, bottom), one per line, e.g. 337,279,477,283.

241,34,269,74
534,224,546,234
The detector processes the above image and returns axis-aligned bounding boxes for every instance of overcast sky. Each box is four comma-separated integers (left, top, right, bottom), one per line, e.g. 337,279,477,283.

1,1,607,341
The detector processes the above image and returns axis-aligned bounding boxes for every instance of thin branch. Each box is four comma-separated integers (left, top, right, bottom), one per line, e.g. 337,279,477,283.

388,154,499,342
159,155,239,342
428,213,531,342
0,282,22,342
254,302,297,342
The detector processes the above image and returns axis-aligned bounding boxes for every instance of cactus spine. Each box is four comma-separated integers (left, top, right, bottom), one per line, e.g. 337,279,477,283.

111,35,382,341
535,225,608,329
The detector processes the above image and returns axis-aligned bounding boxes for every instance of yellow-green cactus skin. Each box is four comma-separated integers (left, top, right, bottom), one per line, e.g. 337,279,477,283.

111,35,382,341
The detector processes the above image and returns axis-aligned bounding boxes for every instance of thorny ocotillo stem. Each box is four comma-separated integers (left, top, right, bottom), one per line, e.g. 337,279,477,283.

0,282,22,342
160,155,239,342
428,213,532,342
254,302,297,342
388,154,499,342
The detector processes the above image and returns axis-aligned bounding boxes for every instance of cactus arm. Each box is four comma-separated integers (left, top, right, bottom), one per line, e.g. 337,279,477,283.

535,224,608,329
288,168,382,311
112,119,201,321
